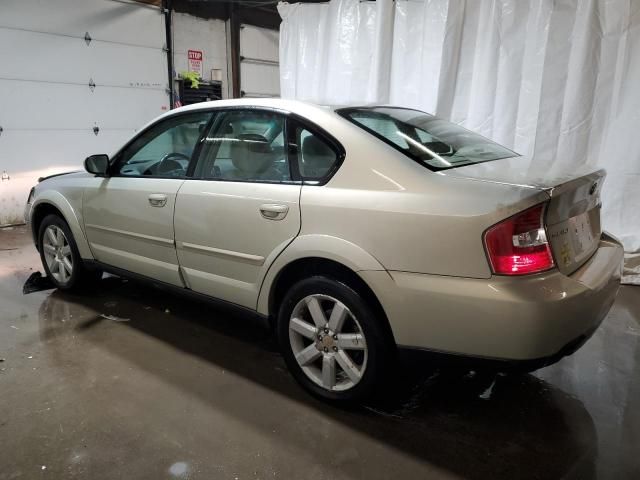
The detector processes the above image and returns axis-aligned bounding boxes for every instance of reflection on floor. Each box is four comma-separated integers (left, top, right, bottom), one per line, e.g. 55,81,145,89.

1,226,638,479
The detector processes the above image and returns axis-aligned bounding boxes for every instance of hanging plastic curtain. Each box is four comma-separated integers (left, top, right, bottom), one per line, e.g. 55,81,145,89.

279,1,376,103
278,0,640,283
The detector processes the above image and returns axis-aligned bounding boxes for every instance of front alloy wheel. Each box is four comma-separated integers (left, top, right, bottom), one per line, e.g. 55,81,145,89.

42,224,74,284
289,294,368,391
38,214,102,290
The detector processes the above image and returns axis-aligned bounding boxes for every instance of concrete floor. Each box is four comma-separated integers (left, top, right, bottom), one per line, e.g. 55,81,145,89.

1,226,638,480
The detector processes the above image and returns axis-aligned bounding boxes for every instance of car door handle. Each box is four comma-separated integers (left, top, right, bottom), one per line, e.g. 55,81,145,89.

259,204,289,220
148,193,168,207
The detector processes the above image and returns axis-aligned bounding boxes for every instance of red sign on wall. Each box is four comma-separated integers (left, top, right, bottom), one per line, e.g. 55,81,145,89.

187,49,203,77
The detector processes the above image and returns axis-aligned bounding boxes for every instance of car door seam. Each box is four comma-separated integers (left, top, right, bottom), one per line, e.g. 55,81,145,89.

254,184,304,312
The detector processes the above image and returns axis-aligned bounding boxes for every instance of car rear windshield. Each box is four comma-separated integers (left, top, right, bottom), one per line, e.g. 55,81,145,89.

337,107,518,170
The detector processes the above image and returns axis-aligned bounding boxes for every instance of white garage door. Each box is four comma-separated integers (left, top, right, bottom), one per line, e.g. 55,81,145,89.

0,0,168,225
240,25,279,98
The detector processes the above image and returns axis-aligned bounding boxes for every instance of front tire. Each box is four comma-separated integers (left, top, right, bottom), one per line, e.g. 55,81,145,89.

38,214,101,291
277,276,392,403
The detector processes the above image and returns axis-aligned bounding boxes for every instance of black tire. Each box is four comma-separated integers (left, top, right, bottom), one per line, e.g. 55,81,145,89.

38,214,102,291
277,275,393,403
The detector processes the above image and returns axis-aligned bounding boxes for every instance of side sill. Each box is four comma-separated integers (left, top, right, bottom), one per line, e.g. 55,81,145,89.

86,260,269,325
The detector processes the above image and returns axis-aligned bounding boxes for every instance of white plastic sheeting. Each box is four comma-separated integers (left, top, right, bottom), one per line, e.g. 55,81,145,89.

279,0,640,271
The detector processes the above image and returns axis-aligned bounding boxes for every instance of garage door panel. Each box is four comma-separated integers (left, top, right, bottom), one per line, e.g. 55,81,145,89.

0,0,164,49
240,25,279,98
240,25,279,62
0,28,166,87
240,63,279,97
0,129,136,225
2,130,135,171
0,0,168,224
0,79,167,130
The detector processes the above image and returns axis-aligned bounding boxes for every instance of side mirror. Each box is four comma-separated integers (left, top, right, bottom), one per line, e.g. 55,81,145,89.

84,154,109,176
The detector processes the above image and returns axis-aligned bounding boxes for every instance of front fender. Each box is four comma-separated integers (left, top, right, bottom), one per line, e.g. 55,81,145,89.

31,191,93,260
256,234,386,316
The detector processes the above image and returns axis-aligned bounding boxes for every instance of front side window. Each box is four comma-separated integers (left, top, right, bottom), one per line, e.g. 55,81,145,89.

195,110,290,182
338,107,517,170
116,112,212,177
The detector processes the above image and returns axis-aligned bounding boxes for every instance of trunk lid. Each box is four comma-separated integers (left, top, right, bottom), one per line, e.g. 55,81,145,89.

544,170,604,275
444,157,605,275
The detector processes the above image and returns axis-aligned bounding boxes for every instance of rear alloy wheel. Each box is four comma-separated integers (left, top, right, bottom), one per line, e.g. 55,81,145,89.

289,294,368,391
278,276,391,402
38,214,101,290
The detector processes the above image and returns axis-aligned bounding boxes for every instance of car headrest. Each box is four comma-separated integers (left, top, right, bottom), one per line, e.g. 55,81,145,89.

230,134,273,175
301,135,335,176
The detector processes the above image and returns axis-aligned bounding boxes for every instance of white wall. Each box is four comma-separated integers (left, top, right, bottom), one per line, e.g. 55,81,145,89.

172,12,228,97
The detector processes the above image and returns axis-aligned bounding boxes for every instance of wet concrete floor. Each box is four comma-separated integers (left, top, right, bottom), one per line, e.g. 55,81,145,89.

1,225,639,479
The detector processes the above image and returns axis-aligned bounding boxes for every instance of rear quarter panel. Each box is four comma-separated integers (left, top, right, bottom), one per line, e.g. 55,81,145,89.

298,134,550,278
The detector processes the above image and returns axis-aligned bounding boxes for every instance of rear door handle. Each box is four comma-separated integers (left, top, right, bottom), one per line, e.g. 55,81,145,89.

148,193,168,207
259,203,289,220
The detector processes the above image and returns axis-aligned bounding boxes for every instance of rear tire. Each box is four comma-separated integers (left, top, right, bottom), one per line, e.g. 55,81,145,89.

277,275,393,403
38,214,102,291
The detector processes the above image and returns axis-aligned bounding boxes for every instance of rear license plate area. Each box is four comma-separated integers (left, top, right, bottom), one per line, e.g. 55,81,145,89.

569,211,595,256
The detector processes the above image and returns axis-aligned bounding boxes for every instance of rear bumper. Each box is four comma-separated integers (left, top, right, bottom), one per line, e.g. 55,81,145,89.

361,232,623,361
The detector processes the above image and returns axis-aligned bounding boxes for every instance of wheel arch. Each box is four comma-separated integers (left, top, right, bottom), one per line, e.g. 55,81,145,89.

258,235,395,345
31,192,93,259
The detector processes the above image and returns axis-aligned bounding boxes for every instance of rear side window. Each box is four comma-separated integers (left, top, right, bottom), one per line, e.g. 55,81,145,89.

195,110,290,183
293,125,338,182
338,107,517,170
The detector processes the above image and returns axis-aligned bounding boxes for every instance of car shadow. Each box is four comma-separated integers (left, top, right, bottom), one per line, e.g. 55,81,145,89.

37,276,598,480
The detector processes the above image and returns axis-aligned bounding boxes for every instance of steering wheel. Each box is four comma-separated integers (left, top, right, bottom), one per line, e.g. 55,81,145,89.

157,152,190,175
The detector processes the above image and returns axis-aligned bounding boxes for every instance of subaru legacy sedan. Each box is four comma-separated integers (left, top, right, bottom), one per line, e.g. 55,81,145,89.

25,99,623,402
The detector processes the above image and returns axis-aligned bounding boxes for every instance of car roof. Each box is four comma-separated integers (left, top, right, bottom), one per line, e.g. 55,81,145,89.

170,98,401,115
173,97,327,113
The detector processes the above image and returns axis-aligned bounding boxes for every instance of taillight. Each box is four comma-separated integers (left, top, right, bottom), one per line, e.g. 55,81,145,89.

484,203,554,275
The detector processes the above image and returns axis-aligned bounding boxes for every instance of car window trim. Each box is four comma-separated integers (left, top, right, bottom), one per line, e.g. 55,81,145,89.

286,117,302,182
186,112,218,177
186,111,225,178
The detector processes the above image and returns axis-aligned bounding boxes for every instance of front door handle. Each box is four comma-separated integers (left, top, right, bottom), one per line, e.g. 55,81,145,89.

259,203,289,220
148,193,168,207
